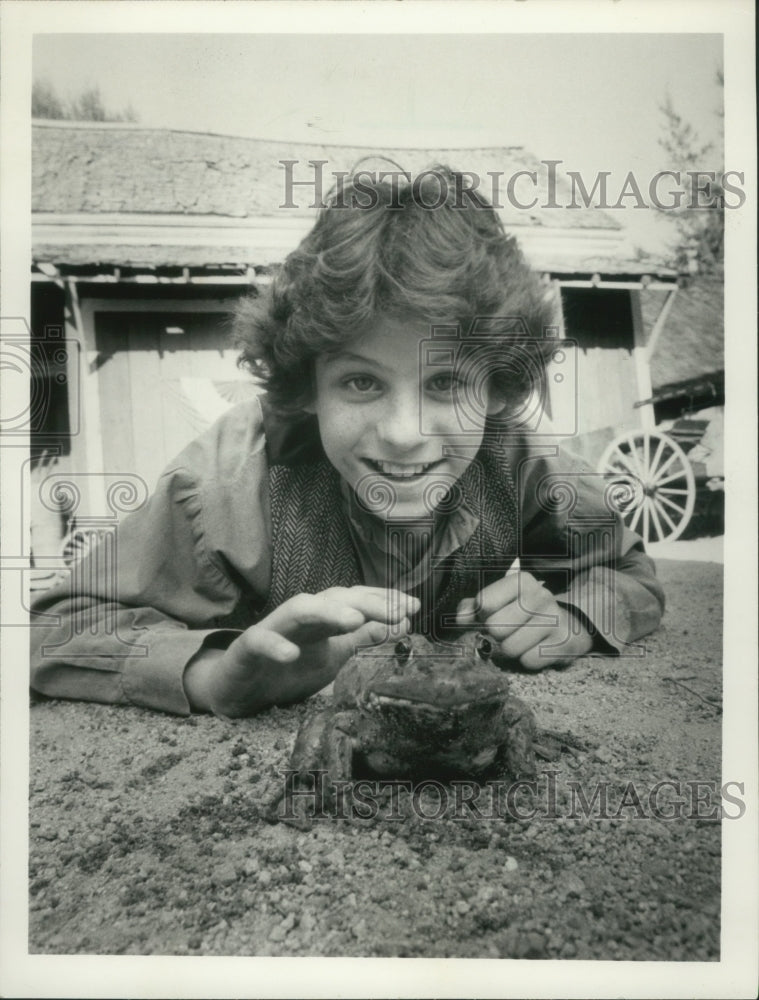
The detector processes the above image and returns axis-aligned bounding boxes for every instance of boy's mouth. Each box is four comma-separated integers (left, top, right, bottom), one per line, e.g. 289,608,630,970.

364,458,441,480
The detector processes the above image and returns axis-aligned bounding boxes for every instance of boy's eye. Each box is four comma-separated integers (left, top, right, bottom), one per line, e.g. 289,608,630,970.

427,372,462,393
344,375,380,393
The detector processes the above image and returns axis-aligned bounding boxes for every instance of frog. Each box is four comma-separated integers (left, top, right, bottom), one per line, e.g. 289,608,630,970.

286,631,537,799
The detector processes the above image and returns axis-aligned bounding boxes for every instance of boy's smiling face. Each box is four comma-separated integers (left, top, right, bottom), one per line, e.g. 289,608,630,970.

310,314,499,520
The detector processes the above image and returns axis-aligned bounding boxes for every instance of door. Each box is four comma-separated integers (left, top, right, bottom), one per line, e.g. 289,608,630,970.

94,310,260,490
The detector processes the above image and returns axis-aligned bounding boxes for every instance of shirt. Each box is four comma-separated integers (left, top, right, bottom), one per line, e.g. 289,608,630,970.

30,396,665,716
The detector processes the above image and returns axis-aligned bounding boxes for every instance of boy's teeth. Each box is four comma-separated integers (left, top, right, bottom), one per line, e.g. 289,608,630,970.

373,460,433,477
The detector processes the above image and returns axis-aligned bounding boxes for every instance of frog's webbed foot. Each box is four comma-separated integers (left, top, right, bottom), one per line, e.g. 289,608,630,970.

260,792,312,830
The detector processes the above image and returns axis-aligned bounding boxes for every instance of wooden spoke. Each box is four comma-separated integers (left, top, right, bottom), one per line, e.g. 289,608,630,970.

648,434,667,479
647,447,681,482
655,469,692,487
648,498,665,543
657,493,688,516
652,499,678,536
642,499,650,544
598,430,696,543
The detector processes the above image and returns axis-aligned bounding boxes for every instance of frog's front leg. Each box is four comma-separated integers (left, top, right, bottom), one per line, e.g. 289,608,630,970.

287,709,357,813
262,708,332,824
496,698,537,780
316,711,357,809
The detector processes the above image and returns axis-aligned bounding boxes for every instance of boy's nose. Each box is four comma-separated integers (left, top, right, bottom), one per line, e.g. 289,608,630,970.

376,395,424,452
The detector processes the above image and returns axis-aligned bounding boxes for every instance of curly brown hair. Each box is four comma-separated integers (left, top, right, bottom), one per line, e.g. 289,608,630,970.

233,164,557,416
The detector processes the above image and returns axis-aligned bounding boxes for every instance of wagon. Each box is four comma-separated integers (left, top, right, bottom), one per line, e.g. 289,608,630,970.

536,271,724,548
596,379,724,545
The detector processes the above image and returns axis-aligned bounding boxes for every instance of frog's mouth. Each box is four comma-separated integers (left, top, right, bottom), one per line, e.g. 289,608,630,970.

361,743,500,778
367,689,505,713
361,691,506,773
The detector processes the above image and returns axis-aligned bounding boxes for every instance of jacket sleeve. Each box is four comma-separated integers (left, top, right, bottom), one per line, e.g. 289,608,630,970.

30,403,272,715
515,439,665,653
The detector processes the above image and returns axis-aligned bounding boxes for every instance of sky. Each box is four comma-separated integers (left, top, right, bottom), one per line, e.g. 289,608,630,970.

32,32,725,254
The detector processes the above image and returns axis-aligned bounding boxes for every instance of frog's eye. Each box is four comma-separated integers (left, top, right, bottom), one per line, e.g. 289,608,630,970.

475,634,493,660
394,637,413,664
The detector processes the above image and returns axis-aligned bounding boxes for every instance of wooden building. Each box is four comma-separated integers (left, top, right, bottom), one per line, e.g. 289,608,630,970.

642,275,724,422
31,121,683,539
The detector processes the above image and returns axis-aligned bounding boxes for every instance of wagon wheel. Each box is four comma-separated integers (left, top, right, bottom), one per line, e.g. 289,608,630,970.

598,430,696,544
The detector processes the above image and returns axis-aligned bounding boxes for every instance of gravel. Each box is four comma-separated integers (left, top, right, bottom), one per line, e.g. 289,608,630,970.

28,559,724,960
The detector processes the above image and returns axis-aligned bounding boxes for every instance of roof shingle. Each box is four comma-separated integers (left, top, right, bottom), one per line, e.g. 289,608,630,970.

32,122,622,231
643,276,724,389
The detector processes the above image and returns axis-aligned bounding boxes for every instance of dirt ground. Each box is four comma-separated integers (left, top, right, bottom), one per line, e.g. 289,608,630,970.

28,558,724,961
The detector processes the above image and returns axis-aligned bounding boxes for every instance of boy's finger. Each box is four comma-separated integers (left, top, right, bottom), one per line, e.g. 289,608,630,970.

519,645,559,671
343,590,420,623
469,574,522,619
324,585,419,608
335,616,409,657
345,585,416,601
498,622,554,661
482,603,532,640
455,579,518,623
261,592,419,643
456,597,478,621
236,626,300,662
358,616,412,645
263,595,367,637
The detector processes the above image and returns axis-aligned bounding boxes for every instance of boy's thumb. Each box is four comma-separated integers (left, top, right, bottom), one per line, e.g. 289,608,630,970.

355,619,396,646
457,598,477,619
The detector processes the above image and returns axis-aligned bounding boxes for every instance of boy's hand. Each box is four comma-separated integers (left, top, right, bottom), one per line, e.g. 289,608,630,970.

184,587,419,717
455,571,593,671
